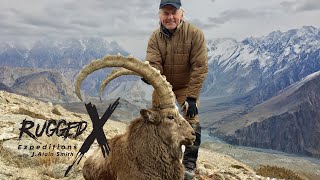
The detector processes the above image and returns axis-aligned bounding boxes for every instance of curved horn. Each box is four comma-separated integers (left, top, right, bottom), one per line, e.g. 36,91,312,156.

99,68,139,99
75,55,175,109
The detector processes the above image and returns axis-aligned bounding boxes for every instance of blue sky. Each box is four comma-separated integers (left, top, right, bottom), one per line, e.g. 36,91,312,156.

0,0,320,59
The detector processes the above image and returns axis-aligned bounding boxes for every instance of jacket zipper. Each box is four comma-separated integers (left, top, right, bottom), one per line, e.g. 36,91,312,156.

170,37,174,89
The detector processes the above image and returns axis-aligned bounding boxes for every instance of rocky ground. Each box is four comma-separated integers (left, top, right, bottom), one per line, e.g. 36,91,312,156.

0,91,303,180
201,141,320,180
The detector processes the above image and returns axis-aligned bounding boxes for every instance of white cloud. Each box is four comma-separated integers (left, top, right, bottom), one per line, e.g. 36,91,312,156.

0,0,158,40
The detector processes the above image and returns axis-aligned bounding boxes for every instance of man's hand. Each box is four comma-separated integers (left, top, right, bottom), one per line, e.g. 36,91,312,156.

141,78,151,85
182,97,198,118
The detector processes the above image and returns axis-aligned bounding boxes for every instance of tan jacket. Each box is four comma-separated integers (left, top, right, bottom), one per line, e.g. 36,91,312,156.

146,21,208,99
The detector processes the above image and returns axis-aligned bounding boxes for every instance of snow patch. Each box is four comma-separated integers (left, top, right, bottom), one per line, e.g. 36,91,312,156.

283,47,290,56
79,39,86,51
236,45,257,68
208,38,239,64
293,44,301,54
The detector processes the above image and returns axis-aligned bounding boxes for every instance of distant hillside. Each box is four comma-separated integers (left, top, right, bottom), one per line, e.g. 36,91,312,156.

209,71,320,157
0,66,46,87
11,71,77,103
0,82,12,93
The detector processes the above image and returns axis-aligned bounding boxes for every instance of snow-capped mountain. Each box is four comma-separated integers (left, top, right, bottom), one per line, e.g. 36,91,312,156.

203,26,320,104
0,38,129,69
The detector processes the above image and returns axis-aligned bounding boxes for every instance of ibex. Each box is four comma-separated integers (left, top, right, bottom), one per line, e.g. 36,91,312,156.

75,55,196,180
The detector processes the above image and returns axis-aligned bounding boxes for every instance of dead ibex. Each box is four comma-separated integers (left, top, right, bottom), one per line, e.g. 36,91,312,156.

75,55,196,180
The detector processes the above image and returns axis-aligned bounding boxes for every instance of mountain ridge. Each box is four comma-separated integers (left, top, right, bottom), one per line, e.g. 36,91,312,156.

209,71,320,157
0,37,129,69
203,26,320,105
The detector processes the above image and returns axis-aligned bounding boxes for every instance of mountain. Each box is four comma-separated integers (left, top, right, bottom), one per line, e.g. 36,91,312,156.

0,38,139,102
199,26,320,157
209,71,320,157
10,71,77,103
0,38,129,69
102,79,153,103
0,82,12,93
0,66,50,87
0,42,29,68
203,26,320,105
0,66,82,103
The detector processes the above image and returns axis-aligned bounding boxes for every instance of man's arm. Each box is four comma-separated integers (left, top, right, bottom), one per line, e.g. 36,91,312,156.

187,29,208,99
145,32,163,73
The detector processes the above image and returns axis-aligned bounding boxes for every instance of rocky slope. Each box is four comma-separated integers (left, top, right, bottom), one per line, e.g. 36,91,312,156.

210,71,320,157
0,91,265,180
0,82,12,93
0,66,79,103
202,140,320,180
11,71,77,103
0,66,46,87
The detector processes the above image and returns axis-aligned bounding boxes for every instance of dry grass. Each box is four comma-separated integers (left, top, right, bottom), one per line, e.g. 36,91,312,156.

1,136,77,176
52,107,62,116
255,165,304,180
0,137,63,168
36,137,64,166
35,136,80,178
72,113,83,118
13,107,48,120
0,141,35,168
231,164,247,170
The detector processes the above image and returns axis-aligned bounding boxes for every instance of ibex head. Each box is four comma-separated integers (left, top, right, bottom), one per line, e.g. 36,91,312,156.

140,108,196,146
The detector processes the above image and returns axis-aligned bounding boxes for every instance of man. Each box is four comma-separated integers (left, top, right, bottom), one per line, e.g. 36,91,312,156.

143,0,208,179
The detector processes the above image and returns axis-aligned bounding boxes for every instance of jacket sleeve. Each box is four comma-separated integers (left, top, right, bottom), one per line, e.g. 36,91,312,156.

145,32,163,74
187,29,208,99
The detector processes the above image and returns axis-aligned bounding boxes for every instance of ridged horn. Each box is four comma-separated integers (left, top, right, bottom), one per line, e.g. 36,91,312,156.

75,55,175,109
99,68,139,99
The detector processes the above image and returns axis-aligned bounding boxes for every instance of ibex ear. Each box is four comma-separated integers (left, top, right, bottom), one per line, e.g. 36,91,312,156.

140,109,159,124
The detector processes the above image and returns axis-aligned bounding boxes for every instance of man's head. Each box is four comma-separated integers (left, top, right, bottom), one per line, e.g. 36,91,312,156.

159,0,183,32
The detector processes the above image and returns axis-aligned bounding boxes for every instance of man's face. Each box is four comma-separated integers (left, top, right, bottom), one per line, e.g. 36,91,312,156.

159,5,183,31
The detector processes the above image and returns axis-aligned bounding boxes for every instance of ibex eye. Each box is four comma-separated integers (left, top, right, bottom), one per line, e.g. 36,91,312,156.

168,115,174,120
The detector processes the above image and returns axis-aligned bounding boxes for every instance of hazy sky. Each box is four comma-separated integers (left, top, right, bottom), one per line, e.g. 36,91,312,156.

1,0,320,59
